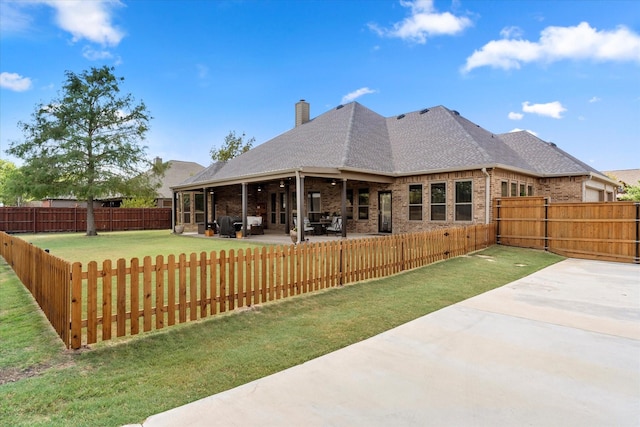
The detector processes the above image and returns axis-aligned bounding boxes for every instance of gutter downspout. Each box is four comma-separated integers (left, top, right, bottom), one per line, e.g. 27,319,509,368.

482,168,490,224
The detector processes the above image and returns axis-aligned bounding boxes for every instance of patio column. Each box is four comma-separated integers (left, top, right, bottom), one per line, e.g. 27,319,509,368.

171,191,177,232
242,182,248,238
296,172,304,243
203,187,208,230
341,178,347,238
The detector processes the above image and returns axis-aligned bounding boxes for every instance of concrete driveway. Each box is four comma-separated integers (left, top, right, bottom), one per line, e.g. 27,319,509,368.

133,258,640,427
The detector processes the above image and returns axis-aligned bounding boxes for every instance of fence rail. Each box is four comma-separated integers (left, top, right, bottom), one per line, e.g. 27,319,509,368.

0,207,172,234
0,224,495,349
495,198,639,264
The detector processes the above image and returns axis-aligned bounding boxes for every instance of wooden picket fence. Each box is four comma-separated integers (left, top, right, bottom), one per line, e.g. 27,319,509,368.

0,224,496,349
68,224,494,349
0,232,71,345
495,197,639,264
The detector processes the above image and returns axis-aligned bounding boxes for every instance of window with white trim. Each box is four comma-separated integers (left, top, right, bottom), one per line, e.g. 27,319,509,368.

455,181,472,221
409,184,422,221
430,182,446,221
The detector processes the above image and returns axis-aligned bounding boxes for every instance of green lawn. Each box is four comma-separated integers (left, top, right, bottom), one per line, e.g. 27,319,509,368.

21,229,264,264
0,241,563,427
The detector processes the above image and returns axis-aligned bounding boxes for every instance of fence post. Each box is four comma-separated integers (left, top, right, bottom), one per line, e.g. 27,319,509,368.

635,202,639,264
544,198,549,252
495,198,501,245
70,262,83,349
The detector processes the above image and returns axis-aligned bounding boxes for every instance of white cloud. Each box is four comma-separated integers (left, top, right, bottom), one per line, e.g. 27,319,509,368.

509,128,538,137
0,2,33,34
508,111,523,120
522,101,567,119
369,0,472,44
82,45,114,61
341,87,377,104
500,26,524,39
44,0,125,46
0,72,32,91
588,96,601,103
463,22,640,73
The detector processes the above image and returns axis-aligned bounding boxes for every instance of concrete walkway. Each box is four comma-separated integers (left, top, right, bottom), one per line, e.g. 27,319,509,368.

132,258,640,427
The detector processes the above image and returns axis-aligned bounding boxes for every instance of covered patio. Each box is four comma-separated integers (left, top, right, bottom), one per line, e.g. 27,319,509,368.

179,228,382,246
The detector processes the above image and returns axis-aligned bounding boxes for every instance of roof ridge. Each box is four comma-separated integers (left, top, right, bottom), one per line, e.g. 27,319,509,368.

445,108,493,163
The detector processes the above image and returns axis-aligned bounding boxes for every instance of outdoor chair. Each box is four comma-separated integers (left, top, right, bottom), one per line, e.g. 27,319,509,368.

326,217,342,234
294,217,314,233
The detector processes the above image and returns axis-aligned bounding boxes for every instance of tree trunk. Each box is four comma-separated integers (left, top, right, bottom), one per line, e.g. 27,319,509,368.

86,196,98,236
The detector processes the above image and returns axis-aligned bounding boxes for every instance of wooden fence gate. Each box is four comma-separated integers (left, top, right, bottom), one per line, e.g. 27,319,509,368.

495,197,639,264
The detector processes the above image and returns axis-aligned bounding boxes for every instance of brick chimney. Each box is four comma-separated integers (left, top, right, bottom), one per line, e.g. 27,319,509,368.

295,99,310,127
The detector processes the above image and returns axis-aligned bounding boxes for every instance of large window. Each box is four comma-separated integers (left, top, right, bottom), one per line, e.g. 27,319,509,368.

409,184,422,220
182,193,191,224
430,183,446,221
510,182,517,197
279,193,286,224
307,191,321,221
455,181,472,221
501,181,508,197
346,189,353,219
194,193,205,223
358,188,369,220
270,193,277,224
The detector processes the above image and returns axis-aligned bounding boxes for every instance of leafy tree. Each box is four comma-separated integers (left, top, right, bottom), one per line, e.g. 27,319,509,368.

619,181,640,201
210,131,255,163
0,159,22,206
7,66,163,235
121,197,157,208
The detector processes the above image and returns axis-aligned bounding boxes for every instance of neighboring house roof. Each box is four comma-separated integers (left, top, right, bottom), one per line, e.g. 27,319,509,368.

156,160,205,197
174,102,612,189
603,169,640,187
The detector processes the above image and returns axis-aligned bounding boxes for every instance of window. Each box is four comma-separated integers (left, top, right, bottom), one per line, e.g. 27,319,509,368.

270,193,276,224
455,181,472,221
409,184,422,220
307,191,321,222
279,193,286,224
519,184,526,196
346,189,353,219
358,188,369,220
182,193,191,223
527,185,533,196
430,183,446,221
194,193,205,223
510,182,517,197
501,181,508,197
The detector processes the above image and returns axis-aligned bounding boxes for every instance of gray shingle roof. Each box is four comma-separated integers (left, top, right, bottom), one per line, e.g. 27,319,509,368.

175,102,607,188
157,160,205,197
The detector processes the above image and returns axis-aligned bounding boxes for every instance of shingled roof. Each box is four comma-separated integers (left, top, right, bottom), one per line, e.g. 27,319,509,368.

174,102,608,189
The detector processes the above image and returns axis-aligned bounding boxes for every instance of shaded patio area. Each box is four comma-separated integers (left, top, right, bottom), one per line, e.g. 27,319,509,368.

181,229,383,246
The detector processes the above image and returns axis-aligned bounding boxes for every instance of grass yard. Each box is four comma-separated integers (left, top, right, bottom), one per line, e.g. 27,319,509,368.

0,241,563,427
21,229,264,264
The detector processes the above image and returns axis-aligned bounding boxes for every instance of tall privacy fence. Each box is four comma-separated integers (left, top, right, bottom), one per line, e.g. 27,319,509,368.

0,225,495,349
0,207,172,233
495,197,639,264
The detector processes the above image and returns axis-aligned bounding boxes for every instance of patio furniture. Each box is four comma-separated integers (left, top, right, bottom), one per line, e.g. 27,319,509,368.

326,217,342,234
294,217,314,233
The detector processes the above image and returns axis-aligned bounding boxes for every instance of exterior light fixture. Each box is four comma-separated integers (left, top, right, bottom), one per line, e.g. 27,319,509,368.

331,179,336,186
280,180,285,188
257,185,262,192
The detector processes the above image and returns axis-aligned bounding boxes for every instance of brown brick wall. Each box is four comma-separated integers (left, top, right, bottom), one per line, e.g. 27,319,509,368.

175,169,593,234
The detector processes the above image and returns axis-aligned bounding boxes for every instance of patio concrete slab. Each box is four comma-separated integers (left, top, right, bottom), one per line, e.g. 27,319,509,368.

134,258,640,427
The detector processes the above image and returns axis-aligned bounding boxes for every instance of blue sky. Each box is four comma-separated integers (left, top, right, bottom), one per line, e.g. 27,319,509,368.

1,0,639,172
